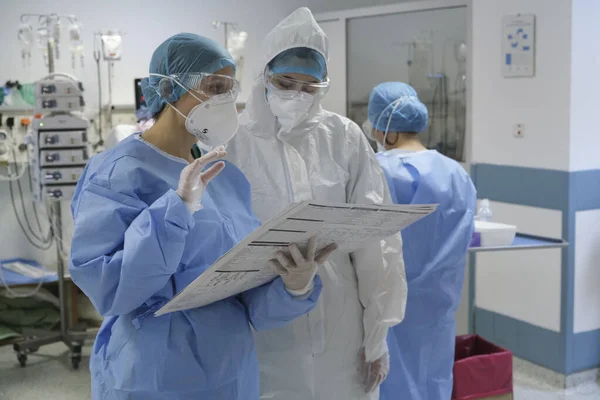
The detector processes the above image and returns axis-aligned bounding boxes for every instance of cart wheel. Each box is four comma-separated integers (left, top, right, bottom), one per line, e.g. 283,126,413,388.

71,344,82,370
17,352,27,367
71,354,81,370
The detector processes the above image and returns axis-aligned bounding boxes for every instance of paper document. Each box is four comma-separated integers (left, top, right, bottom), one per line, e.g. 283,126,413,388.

155,201,437,316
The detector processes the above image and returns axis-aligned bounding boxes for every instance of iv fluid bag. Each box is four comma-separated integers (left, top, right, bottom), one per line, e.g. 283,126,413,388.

101,33,122,61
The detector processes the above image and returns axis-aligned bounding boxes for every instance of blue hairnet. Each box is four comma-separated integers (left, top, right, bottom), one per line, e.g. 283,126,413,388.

368,82,428,134
140,33,235,117
268,47,327,81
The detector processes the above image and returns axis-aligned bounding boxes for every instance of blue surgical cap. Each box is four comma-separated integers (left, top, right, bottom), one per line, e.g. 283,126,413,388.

140,33,235,117
268,47,327,81
368,82,428,134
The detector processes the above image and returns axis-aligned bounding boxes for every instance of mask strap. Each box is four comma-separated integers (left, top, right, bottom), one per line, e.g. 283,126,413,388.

374,100,396,147
149,73,204,118
374,96,415,147
383,99,404,146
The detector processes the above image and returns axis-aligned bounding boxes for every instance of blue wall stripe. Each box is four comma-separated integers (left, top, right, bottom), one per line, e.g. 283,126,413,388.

571,169,600,211
564,177,577,374
572,329,600,372
475,308,564,372
471,164,569,210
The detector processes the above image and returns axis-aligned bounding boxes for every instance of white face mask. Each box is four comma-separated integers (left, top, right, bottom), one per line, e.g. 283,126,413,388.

182,99,239,150
267,91,315,132
376,141,386,153
150,73,239,150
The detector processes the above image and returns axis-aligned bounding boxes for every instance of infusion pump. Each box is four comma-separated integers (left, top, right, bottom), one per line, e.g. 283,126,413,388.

30,113,89,202
27,74,90,202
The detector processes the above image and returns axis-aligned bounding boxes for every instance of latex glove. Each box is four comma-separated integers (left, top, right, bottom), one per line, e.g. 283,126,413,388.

270,237,338,295
360,349,390,393
176,147,227,213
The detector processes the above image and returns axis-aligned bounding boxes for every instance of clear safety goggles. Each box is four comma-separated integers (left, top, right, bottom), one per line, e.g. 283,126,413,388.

264,70,330,97
152,72,240,104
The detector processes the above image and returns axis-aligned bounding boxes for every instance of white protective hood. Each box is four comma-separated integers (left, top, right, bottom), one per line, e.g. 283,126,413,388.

259,7,328,77
226,8,407,400
241,7,328,137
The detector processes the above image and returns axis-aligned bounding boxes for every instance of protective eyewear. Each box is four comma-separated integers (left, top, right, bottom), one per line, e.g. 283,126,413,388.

265,70,329,96
153,72,240,104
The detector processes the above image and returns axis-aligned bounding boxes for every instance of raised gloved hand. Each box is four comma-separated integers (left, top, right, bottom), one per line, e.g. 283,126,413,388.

176,147,227,213
361,349,390,393
270,236,338,296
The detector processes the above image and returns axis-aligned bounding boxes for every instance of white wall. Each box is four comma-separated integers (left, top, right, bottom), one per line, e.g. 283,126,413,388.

469,0,572,338
570,0,600,336
574,209,600,333
475,201,563,331
569,0,600,172
0,0,312,109
471,0,572,171
0,0,410,109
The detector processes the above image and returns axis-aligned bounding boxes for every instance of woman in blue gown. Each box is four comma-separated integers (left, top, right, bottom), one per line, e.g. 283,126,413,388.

367,82,477,400
69,33,336,400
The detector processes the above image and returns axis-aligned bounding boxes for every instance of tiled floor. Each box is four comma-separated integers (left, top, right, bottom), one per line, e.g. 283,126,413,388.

515,378,600,399
0,342,599,399
0,342,91,400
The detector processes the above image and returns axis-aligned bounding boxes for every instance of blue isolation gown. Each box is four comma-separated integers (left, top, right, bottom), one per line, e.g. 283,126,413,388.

69,133,322,400
377,149,476,400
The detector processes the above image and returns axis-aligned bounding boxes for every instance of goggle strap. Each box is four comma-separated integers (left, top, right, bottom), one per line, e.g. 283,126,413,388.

149,73,203,103
166,103,187,119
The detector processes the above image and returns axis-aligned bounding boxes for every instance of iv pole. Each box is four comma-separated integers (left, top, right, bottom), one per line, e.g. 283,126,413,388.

13,13,96,370
94,31,124,137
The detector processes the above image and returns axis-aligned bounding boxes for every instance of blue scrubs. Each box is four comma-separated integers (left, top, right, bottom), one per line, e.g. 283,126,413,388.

69,134,322,400
378,149,476,400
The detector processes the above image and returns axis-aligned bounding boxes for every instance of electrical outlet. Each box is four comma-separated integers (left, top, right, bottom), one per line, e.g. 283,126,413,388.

514,123,525,138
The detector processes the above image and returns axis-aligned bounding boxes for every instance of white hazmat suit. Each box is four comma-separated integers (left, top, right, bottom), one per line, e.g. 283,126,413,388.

226,8,407,400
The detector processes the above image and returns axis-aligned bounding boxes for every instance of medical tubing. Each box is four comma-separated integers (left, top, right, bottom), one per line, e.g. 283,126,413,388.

9,180,54,250
0,262,46,299
7,147,53,249
26,152,53,241
27,154,51,237
11,149,52,245
0,165,27,181
0,144,27,181
17,171,51,244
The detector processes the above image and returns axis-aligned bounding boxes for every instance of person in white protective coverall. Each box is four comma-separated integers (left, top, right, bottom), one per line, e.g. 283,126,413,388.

225,8,407,400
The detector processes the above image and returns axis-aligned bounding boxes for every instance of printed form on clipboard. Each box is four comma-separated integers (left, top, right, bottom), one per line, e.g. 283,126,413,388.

155,201,437,316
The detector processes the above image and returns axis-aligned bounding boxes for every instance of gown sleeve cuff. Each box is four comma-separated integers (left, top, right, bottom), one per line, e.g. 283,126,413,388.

161,189,196,230
284,279,315,298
